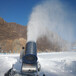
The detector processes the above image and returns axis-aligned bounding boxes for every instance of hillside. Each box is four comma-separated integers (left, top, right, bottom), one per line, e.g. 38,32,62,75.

0,17,27,53
0,17,69,53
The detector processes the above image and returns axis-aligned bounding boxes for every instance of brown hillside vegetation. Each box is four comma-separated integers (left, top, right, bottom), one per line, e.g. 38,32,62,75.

0,17,27,53
0,17,68,53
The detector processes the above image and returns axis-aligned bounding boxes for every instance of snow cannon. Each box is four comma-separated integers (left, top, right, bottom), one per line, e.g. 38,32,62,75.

4,41,45,76
22,41,37,64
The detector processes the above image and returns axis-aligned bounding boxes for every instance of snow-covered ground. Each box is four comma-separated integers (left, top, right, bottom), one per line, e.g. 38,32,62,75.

0,52,76,76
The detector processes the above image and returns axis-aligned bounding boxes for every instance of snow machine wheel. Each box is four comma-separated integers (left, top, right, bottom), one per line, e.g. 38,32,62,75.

4,68,12,76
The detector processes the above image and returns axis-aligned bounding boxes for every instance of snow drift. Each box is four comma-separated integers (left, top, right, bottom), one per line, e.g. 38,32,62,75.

0,52,76,76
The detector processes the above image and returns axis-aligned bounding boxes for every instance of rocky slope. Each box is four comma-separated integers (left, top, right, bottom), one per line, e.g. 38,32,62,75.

0,17,27,53
0,17,69,53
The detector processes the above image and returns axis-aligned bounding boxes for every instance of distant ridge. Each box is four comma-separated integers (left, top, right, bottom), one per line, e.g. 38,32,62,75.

0,17,70,53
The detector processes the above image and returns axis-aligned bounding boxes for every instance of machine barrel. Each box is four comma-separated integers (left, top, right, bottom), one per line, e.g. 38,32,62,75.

22,41,37,64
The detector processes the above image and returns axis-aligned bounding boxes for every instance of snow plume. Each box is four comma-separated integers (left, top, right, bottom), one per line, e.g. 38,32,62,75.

27,0,73,50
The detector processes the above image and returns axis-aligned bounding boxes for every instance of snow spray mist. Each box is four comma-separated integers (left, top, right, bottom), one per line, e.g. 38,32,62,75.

27,0,74,51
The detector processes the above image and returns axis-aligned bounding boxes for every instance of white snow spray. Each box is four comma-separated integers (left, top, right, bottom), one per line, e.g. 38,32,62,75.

27,0,74,50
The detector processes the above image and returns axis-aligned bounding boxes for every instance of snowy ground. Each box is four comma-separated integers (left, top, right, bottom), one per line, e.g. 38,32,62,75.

0,52,76,76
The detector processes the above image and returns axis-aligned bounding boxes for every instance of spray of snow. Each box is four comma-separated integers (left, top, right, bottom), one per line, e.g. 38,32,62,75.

27,0,74,50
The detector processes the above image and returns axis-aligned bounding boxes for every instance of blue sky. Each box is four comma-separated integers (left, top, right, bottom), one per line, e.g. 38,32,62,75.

0,0,76,26
0,0,43,25
0,0,76,42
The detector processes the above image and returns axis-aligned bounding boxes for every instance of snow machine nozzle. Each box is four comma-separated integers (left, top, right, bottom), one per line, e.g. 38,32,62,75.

22,41,37,64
